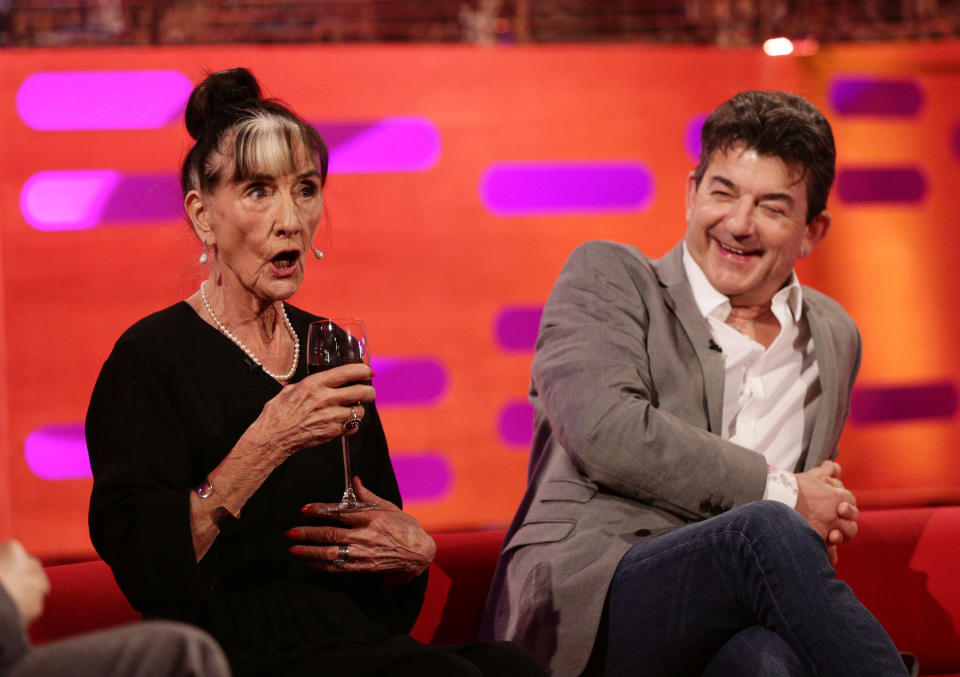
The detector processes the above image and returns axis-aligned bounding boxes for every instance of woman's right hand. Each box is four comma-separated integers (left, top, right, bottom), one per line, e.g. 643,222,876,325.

191,364,376,561
250,363,376,461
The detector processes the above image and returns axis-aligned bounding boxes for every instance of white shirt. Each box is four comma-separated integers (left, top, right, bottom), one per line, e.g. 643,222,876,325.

681,243,822,507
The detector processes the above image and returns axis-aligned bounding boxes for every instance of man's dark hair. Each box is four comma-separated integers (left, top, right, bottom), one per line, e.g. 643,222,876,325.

693,90,836,223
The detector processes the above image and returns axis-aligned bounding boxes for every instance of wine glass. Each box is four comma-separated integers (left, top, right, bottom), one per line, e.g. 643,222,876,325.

307,318,378,513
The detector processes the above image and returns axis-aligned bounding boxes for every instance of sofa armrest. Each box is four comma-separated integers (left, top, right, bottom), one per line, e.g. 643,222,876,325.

411,530,506,645
30,532,508,649
29,559,139,645
836,506,960,675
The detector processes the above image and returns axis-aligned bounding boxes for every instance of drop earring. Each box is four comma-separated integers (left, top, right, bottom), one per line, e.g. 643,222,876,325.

199,242,208,264
312,248,324,260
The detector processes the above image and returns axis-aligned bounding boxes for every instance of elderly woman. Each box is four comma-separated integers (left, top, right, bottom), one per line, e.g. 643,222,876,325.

86,68,541,677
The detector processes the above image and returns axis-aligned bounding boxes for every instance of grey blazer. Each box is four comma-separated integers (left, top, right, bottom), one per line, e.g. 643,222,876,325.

479,240,861,676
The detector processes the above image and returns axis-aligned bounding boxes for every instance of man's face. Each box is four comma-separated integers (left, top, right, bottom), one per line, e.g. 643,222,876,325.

684,145,830,307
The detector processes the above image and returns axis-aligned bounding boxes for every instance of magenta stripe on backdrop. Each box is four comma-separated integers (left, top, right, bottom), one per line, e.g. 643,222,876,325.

316,117,441,174
17,70,192,130
497,400,534,447
828,77,924,116
368,357,448,406
494,305,543,352
24,423,89,481
391,453,453,502
480,161,655,216
684,113,708,161
850,382,958,424
836,167,927,204
20,171,182,230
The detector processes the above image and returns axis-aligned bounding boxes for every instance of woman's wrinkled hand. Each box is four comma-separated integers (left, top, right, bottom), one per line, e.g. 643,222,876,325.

287,478,436,585
251,363,375,460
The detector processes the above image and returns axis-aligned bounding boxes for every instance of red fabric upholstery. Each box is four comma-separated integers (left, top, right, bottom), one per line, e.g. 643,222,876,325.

28,510,960,676
411,529,506,645
29,559,139,644
835,506,960,677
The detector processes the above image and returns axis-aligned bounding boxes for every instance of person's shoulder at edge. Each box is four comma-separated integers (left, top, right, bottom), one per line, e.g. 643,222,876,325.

112,301,200,346
562,239,659,272
566,239,650,260
558,239,663,289
89,302,194,370
798,284,860,341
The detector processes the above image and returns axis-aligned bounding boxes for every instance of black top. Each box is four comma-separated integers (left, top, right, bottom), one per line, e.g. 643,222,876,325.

86,302,426,674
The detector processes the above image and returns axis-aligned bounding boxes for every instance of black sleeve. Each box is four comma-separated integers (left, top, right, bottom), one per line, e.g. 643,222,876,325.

86,334,214,624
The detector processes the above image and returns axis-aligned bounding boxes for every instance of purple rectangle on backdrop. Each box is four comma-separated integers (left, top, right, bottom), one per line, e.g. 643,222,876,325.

494,306,543,351
850,382,958,424
498,400,534,447
17,70,192,130
836,167,927,204
684,113,708,162
480,161,655,216
21,170,182,231
24,423,91,481
314,116,441,174
392,452,453,502
829,77,923,117
371,357,448,406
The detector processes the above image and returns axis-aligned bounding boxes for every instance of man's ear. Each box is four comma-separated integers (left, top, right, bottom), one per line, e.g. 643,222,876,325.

685,171,698,222
800,209,831,258
184,190,213,245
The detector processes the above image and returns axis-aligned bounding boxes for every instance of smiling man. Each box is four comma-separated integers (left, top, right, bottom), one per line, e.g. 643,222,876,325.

480,91,910,676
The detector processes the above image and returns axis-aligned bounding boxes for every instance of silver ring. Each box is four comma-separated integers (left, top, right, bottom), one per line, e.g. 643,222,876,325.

338,544,350,562
343,406,361,431
332,558,345,569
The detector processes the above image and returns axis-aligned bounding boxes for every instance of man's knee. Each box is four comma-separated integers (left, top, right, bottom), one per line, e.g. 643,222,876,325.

137,621,230,676
703,626,807,677
728,501,829,571
734,501,817,541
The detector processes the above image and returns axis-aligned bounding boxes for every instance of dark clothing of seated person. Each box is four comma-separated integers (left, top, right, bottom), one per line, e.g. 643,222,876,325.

86,67,541,677
480,91,911,677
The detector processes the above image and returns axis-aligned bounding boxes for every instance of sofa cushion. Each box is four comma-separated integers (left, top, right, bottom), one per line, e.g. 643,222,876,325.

835,506,960,675
29,559,138,644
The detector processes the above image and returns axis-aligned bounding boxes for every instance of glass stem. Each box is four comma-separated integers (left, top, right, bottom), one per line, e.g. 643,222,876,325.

340,435,357,503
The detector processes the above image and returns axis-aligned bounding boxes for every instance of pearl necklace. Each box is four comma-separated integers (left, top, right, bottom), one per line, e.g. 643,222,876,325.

200,281,299,381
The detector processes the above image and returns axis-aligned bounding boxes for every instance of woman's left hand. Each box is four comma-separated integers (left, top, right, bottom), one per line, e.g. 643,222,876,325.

287,478,436,584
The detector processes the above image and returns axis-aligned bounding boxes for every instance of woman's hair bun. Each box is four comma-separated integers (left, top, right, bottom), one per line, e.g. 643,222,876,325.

184,67,262,140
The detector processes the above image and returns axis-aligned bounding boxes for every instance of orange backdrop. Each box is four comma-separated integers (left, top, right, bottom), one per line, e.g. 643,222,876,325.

0,43,958,561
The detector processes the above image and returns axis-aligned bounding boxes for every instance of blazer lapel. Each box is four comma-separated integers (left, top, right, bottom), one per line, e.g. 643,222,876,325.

802,298,839,470
652,244,726,434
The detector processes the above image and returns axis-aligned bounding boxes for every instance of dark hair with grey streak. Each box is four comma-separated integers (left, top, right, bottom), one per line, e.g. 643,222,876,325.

693,90,835,223
180,67,328,197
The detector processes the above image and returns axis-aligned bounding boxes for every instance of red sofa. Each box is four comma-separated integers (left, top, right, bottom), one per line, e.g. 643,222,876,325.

30,508,960,676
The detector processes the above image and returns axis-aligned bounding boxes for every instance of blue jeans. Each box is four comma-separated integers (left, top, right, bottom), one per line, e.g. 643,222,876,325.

602,501,907,677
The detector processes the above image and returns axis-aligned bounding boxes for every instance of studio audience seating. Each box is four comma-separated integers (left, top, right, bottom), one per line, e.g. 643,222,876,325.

30,507,960,676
